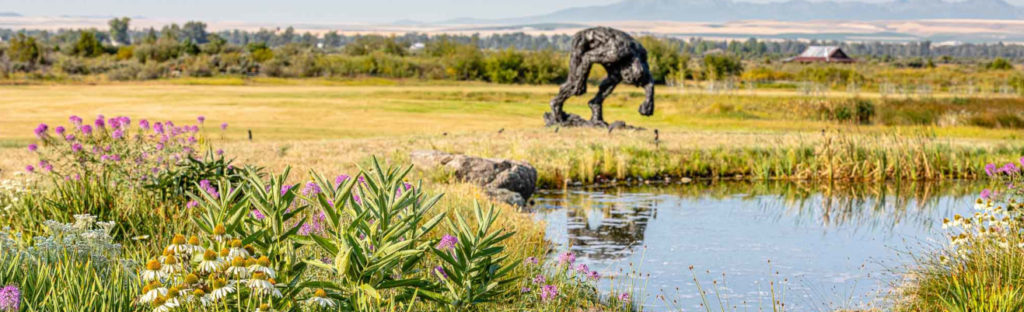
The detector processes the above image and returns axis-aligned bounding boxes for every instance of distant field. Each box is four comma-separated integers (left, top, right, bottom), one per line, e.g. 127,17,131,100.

2,79,1022,184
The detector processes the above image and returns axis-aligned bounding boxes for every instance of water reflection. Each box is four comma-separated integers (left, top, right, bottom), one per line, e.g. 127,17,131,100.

534,180,987,309
539,181,982,261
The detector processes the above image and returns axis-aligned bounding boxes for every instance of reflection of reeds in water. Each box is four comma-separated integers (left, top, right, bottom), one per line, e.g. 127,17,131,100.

541,180,990,261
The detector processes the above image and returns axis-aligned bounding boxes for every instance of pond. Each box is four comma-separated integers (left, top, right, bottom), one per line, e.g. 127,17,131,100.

533,181,985,311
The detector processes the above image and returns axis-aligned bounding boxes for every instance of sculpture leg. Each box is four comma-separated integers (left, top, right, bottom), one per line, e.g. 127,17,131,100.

549,83,574,122
589,74,621,124
639,81,655,116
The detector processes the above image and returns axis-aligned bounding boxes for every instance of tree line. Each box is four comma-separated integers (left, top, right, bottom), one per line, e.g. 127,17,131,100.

0,18,1020,88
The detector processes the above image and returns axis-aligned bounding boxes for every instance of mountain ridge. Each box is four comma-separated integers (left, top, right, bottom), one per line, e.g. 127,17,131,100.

449,0,1024,24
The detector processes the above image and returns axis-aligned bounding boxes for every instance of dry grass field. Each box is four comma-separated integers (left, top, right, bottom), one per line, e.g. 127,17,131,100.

1,79,1021,185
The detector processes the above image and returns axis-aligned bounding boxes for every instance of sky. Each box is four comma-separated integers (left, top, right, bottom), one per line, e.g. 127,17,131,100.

1,0,1021,23
0,0,622,23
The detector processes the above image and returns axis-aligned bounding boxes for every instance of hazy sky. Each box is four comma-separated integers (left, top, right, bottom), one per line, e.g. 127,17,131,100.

0,0,622,23
2,0,1022,23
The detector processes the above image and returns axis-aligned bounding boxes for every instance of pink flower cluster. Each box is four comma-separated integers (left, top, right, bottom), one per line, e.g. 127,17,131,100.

24,114,226,187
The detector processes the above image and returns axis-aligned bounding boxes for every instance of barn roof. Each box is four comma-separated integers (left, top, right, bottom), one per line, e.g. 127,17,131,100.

799,46,841,58
786,45,854,63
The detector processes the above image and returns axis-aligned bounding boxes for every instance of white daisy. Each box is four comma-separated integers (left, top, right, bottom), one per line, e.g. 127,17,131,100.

306,289,336,308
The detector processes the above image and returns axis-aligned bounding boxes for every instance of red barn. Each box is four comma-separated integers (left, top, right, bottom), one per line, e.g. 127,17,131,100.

785,46,855,63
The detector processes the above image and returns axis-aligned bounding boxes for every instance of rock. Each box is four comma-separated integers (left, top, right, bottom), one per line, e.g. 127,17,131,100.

485,188,526,207
543,112,645,131
411,150,537,207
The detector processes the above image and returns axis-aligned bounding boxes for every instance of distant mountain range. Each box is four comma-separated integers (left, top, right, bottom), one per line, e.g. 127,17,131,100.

450,0,1024,23
0,12,22,17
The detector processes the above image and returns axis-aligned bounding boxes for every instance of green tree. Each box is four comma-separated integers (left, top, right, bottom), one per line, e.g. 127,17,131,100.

247,42,274,63
202,33,227,54
107,17,131,45
703,54,743,81
987,57,1014,70
639,36,688,83
142,28,158,44
181,21,208,44
323,31,342,48
8,33,42,64
71,31,105,57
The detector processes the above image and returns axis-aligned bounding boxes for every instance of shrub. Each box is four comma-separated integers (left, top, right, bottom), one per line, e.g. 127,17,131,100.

986,57,1015,70
485,49,525,84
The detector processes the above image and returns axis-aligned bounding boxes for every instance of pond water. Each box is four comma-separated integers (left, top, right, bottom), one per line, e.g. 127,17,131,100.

533,181,985,311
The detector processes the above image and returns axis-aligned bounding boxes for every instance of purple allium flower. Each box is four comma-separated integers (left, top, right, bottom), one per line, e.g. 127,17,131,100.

524,257,539,265
558,252,576,266
576,263,590,274
436,234,458,250
24,165,34,173
139,119,150,130
985,163,997,177
188,136,197,144
353,194,361,205
81,125,93,135
617,292,630,302
433,266,448,279
334,174,350,187
27,144,37,152
281,184,294,195
1003,163,1019,175
251,209,265,220
34,123,48,138
540,285,558,301
186,200,198,209
981,189,992,199
532,274,546,284
197,116,206,124
199,179,212,189
64,134,75,141
587,270,600,280
216,149,224,156
44,164,53,172
303,182,322,196
55,126,65,135
221,122,228,130
94,117,105,128
71,143,83,152
521,287,531,293
69,115,83,125
111,129,124,139
108,117,120,128
0,285,20,311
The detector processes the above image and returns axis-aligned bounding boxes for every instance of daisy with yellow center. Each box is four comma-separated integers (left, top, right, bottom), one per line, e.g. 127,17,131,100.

139,280,168,303
142,259,168,282
197,249,225,273
248,255,277,278
248,271,282,298
306,288,336,308
226,256,250,278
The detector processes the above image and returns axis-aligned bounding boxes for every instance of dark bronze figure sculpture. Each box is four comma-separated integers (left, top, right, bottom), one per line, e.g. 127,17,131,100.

545,27,655,128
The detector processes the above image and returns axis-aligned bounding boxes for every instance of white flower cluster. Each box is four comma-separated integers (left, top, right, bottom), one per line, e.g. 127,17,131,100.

0,176,29,213
137,233,282,312
942,198,1023,257
1,214,122,268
